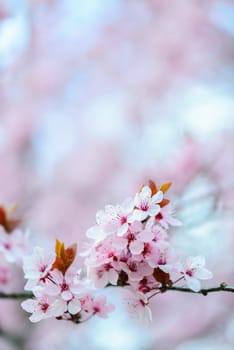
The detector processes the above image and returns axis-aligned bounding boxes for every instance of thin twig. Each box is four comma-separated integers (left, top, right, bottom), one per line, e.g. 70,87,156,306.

0,284,233,301
158,284,234,296
0,292,33,299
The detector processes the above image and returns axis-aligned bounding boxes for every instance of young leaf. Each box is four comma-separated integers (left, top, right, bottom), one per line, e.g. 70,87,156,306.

153,267,171,285
53,239,77,274
0,205,21,233
159,182,172,193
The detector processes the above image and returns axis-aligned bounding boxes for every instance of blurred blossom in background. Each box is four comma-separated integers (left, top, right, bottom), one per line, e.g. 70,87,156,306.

0,0,234,349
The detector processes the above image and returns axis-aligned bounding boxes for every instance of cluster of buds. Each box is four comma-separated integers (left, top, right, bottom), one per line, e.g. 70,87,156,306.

21,240,114,323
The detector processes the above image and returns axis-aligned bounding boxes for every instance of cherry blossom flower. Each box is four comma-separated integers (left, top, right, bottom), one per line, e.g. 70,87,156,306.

23,247,56,290
89,295,115,318
21,290,64,323
89,263,119,288
151,240,176,270
149,223,168,241
111,221,146,255
119,257,153,282
41,269,85,315
124,289,152,322
155,203,182,229
48,293,82,316
87,197,134,241
0,228,30,263
78,294,115,322
179,256,213,292
130,186,163,222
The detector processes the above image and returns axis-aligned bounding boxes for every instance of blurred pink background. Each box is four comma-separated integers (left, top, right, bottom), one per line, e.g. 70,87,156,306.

0,0,234,349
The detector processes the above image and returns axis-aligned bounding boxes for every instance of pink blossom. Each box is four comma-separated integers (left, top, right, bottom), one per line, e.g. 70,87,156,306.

87,197,134,241
111,221,146,255
148,223,168,241
90,264,119,288
84,239,120,288
144,240,176,270
43,270,76,297
119,257,153,282
155,204,182,229
130,186,163,222
90,295,115,318
124,289,152,322
87,240,118,267
0,228,30,263
79,294,115,321
21,290,64,323
23,247,56,290
48,294,81,315
179,256,213,292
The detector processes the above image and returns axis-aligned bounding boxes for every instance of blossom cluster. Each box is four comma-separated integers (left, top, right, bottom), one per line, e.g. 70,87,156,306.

14,180,213,323
21,240,114,323
84,181,213,320
0,205,30,289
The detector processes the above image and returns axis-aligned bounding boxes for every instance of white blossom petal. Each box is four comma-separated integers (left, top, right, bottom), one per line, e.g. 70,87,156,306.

151,191,163,204
130,240,144,255
68,298,81,314
185,276,201,292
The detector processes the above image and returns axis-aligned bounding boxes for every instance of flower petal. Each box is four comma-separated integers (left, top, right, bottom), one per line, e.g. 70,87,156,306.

68,298,81,314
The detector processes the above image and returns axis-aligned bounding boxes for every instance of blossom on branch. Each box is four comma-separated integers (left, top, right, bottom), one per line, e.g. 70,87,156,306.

19,180,214,324
178,256,213,292
84,180,213,320
21,239,114,323
0,205,30,264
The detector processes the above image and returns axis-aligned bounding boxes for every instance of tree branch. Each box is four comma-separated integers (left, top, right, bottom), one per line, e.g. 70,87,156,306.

0,292,33,300
159,283,234,295
0,284,233,301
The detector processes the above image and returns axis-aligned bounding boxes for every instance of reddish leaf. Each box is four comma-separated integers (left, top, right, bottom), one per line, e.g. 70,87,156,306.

148,180,157,195
53,239,77,274
0,205,21,233
159,182,172,193
0,207,7,227
139,180,158,196
160,198,170,208
153,267,171,285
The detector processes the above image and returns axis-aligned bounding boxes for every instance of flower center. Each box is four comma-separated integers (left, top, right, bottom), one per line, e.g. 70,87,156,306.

158,255,166,265
39,265,48,273
3,242,11,250
143,243,151,255
140,203,149,211
40,303,49,312
129,262,137,272
120,216,127,225
186,269,193,277
127,233,135,242
155,213,163,221
93,306,100,313
104,263,112,271
61,282,69,292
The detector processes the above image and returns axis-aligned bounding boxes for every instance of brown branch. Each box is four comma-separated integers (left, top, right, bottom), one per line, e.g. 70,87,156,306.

0,292,33,299
159,283,234,296
1,283,233,301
